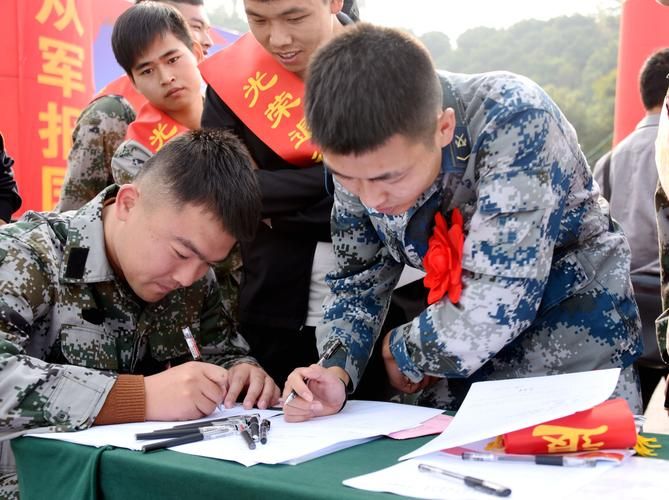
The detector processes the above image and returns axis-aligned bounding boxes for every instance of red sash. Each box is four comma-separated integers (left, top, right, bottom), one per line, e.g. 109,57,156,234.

502,399,637,454
199,33,321,167
95,75,147,114
125,102,189,153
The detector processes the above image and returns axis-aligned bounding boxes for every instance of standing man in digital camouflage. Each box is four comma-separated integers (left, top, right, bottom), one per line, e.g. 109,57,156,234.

283,24,642,421
0,129,279,498
56,0,214,212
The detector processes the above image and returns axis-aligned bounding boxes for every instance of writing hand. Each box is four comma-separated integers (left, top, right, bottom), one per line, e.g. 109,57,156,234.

282,365,348,422
144,361,228,421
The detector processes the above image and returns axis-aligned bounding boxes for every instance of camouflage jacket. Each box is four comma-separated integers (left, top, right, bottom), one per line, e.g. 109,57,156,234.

56,95,135,212
320,71,642,410
111,137,153,186
655,184,669,364
0,186,253,433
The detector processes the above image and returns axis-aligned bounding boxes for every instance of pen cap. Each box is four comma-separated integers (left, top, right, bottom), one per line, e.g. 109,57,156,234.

501,398,637,454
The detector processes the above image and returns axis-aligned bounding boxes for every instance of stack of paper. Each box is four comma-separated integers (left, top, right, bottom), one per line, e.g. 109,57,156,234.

30,400,443,467
343,368,656,499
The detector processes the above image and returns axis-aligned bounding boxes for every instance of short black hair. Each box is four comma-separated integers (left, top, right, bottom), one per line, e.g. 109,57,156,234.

135,129,262,242
640,48,669,110
112,2,194,78
305,23,442,155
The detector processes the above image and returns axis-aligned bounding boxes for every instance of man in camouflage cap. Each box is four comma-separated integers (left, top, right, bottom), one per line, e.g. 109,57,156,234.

0,128,278,497
283,24,642,421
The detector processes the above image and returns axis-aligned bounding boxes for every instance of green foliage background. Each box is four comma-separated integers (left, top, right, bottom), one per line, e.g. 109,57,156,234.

421,14,620,165
210,8,620,165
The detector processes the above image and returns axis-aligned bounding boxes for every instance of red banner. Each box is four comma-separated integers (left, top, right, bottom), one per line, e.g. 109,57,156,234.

0,0,131,216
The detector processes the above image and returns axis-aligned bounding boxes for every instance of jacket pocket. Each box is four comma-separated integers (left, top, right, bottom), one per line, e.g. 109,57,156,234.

60,324,118,370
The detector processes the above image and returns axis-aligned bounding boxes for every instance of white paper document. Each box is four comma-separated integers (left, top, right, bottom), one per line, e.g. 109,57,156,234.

401,368,621,461
344,450,622,500
30,400,443,467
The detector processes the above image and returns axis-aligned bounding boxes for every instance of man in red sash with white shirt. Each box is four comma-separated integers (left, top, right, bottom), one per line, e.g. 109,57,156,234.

200,0,357,387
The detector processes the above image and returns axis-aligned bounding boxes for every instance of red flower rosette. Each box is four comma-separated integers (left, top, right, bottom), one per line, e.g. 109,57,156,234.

423,208,464,305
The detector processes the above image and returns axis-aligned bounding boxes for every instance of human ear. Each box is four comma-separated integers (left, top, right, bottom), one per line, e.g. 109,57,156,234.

436,108,456,148
114,184,140,222
330,0,344,14
192,41,205,64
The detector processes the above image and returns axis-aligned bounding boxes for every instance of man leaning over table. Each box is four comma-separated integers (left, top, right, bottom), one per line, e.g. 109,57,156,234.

283,24,643,421
0,129,279,498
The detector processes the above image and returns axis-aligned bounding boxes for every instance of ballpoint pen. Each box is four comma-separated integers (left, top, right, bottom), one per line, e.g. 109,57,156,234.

181,326,202,361
284,339,343,406
239,424,256,450
142,427,235,453
169,413,258,431
462,451,598,467
136,423,240,440
418,463,511,497
259,419,270,445
248,416,260,441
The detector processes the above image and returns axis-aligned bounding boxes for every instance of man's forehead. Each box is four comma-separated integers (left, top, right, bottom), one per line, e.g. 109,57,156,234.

244,0,327,11
171,2,210,24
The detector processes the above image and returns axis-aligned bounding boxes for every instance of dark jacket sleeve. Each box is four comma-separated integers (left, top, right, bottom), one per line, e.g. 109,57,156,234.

0,135,22,223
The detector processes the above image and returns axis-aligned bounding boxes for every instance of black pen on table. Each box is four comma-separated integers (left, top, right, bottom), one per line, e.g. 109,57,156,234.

462,451,597,467
284,339,343,406
239,424,256,450
259,419,270,445
136,423,239,440
418,463,511,497
142,427,235,453
169,413,258,431
182,326,201,361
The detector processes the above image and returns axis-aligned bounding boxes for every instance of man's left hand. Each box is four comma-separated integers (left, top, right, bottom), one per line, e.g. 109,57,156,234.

224,363,280,410
382,331,436,393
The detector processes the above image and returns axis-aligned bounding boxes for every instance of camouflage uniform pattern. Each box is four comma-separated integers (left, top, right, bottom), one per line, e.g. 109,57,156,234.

0,186,253,496
111,138,153,186
655,183,669,364
320,71,642,412
56,95,136,212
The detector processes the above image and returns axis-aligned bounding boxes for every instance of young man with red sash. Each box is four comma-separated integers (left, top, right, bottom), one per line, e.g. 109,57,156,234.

199,0,357,387
56,0,213,212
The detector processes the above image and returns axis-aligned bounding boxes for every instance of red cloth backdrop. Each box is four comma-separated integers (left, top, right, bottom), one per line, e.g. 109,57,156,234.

0,0,132,215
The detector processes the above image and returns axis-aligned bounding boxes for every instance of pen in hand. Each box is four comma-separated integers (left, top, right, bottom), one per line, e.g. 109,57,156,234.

284,339,343,406
418,463,511,497
182,326,202,361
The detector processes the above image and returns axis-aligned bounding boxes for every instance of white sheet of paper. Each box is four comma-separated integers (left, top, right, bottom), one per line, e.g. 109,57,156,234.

570,456,669,500
344,450,623,500
30,405,280,451
401,368,621,461
30,401,443,467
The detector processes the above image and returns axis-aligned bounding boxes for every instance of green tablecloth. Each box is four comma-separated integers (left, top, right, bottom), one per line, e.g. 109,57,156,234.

12,432,669,500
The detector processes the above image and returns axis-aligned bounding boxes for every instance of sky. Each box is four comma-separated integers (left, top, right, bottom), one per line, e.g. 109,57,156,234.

207,0,622,40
